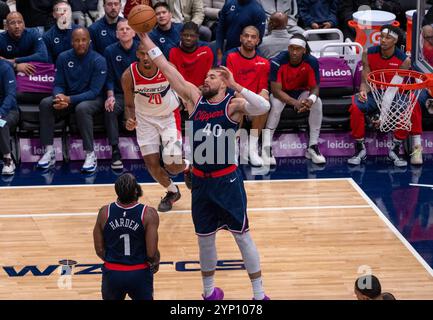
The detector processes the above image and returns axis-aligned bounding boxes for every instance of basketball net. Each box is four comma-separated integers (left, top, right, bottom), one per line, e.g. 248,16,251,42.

367,70,424,132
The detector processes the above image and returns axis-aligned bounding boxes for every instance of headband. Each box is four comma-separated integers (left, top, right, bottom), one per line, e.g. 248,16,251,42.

288,38,306,48
381,28,398,40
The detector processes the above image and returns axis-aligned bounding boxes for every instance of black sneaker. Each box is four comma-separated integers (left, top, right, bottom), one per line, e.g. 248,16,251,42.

111,146,123,170
184,166,192,190
158,186,181,212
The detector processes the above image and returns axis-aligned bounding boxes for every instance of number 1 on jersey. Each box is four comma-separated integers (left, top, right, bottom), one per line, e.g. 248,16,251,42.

120,234,131,256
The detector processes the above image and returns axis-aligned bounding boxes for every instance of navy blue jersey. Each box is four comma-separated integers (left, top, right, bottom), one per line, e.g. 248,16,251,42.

103,202,148,266
189,92,239,173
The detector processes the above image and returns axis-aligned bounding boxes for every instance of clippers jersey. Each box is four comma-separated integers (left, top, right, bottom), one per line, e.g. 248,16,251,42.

189,92,239,173
367,46,407,82
130,62,179,117
103,202,148,266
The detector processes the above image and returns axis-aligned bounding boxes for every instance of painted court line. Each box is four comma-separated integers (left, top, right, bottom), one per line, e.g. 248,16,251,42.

0,204,371,218
349,178,433,278
0,177,352,190
409,183,433,189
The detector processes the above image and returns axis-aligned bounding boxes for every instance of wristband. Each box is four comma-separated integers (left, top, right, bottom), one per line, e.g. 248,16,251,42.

148,47,163,60
308,94,317,104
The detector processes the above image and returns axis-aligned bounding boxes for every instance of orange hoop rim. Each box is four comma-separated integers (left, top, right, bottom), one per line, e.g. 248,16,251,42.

367,69,433,91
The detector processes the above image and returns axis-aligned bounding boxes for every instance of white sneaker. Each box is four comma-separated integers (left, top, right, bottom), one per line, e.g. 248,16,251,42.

348,141,367,165
410,145,423,165
249,146,264,167
37,149,56,169
262,146,276,166
305,145,326,164
1,158,15,175
82,152,97,173
388,142,407,167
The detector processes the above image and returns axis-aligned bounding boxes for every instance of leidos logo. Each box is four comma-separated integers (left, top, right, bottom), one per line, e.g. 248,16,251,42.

29,75,55,82
321,69,351,77
3,259,244,277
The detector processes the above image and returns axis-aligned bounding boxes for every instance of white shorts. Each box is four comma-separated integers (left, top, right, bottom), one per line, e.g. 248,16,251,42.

136,108,183,161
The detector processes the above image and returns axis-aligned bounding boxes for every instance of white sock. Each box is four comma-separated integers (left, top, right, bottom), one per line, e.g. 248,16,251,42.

202,276,215,297
308,99,323,146
251,277,265,300
45,145,54,153
167,181,177,193
249,134,259,155
411,135,421,146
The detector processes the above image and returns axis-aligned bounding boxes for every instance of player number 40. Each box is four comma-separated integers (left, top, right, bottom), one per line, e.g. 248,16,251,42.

203,123,222,137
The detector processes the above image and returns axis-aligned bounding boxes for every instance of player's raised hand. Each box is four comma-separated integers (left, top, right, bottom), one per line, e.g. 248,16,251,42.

126,118,137,131
217,66,236,88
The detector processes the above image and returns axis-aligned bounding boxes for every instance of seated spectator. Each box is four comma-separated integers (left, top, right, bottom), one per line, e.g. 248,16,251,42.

337,0,370,41
422,24,433,66
37,27,107,173
258,12,292,59
298,0,338,32
202,0,224,40
164,0,212,42
0,0,10,30
223,25,270,167
103,19,139,170
264,34,326,165
123,0,153,18
70,0,104,27
43,1,80,63
14,0,55,33
169,22,213,88
216,0,266,63
0,60,18,176
0,12,49,75
88,0,121,54
149,2,182,58
258,0,305,36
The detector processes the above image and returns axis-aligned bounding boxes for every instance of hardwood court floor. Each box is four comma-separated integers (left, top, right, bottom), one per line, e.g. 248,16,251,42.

1,178,433,300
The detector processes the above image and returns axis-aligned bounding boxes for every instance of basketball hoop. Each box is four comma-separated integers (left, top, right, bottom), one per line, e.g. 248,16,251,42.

367,69,433,132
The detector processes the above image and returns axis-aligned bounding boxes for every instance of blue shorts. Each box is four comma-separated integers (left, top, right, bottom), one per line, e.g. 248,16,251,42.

191,168,249,236
101,266,153,300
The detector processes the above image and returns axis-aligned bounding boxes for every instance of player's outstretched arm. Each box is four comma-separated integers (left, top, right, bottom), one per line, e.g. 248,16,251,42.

121,68,137,131
137,32,200,113
218,66,270,117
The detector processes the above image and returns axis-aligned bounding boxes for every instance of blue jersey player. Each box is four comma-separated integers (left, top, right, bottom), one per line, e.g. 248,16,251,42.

138,32,271,300
93,173,160,300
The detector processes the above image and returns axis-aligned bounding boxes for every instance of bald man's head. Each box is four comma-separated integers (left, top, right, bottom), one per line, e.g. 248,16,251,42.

72,27,91,56
268,12,288,32
6,12,25,39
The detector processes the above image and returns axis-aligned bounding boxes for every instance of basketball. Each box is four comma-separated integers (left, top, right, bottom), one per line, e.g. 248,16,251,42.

127,5,157,33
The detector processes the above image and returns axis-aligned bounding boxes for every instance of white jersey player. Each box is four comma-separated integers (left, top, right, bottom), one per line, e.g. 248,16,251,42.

122,43,191,212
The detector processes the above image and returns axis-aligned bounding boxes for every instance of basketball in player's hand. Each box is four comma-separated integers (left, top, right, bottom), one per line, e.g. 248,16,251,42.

127,5,157,33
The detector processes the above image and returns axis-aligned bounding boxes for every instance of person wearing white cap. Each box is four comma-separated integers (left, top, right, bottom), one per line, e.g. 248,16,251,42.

264,33,326,165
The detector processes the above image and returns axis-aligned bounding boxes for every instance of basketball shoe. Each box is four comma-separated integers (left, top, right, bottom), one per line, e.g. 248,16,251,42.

1,157,15,175
388,139,407,167
410,145,423,165
82,151,97,173
202,287,224,300
158,185,181,212
348,140,367,165
37,149,56,169
305,144,326,164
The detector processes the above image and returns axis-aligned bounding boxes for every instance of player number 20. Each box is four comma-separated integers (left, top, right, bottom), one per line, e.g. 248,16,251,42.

203,123,222,137
148,93,162,105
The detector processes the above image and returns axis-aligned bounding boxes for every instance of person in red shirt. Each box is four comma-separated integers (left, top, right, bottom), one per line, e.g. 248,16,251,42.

264,33,326,165
169,22,213,88
223,25,270,166
348,25,423,167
